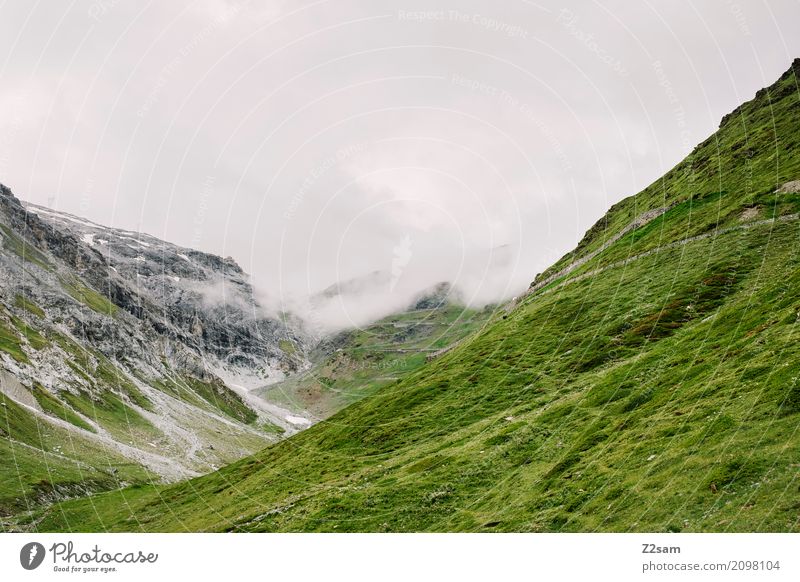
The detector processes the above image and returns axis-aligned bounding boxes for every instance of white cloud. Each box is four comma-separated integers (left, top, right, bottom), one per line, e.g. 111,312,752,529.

1,0,799,331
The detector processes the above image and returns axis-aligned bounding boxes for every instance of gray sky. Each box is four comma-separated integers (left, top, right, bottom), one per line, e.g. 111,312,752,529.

2,0,799,330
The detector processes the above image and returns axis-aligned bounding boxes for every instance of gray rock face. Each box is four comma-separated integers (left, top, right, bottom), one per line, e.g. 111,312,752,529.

0,183,311,478
409,282,459,311
26,202,297,373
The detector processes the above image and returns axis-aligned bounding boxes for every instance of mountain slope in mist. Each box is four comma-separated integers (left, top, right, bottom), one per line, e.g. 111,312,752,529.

0,188,309,513
259,285,493,421
19,59,800,533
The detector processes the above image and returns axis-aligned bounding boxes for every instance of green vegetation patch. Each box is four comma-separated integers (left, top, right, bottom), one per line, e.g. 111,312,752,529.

183,376,257,424
0,225,51,270
59,388,159,444
11,315,49,350
278,339,297,355
14,295,45,318
0,317,28,363
0,392,148,516
30,384,95,433
60,276,118,316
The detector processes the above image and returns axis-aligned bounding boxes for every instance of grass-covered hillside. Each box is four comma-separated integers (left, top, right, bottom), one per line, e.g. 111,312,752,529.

258,299,494,420
21,59,800,533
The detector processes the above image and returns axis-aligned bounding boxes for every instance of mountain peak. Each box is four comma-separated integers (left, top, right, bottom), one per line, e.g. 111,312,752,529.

719,56,799,129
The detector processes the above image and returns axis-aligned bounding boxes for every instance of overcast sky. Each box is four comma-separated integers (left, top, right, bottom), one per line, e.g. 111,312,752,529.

1,0,799,329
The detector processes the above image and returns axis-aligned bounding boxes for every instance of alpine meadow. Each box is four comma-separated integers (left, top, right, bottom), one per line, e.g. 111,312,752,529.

3,57,798,534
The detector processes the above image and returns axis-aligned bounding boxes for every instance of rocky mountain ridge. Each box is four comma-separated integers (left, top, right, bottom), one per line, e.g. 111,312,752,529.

0,183,311,482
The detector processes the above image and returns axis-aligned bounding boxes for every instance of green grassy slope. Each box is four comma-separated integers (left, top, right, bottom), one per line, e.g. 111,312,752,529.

0,392,151,518
24,59,800,533
258,303,494,420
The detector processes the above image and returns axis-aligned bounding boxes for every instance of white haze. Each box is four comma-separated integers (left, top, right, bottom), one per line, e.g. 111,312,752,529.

1,0,799,332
